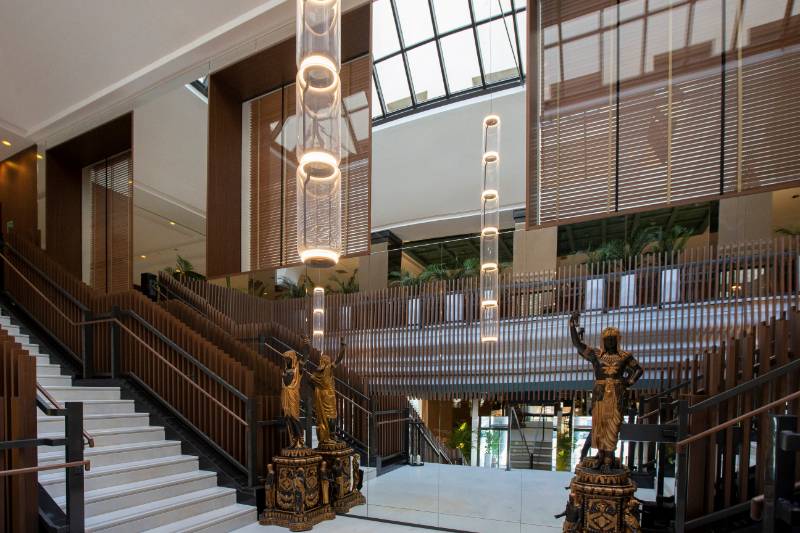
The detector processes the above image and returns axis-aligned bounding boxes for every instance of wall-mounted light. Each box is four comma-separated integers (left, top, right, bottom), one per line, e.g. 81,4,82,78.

140,254,147,259
296,0,342,268
36,153,43,160
1,140,11,147
480,114,501,343
169,221,176,226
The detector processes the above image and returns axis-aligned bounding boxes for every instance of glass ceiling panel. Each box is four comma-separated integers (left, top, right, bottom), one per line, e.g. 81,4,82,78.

432,0,472,33
440,29,482,92
373,0,526,123
376,55,412,112
477,17,520,83
373,0,401,59
407,42,447,103
395,0,434,46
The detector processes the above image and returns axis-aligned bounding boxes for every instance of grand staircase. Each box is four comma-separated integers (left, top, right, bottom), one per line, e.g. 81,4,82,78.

1,306,257,532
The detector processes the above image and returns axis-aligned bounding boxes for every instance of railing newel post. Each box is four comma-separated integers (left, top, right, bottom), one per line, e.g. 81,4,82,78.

246,397,258,488
82,309,94,379
64,401,85,532
674,399,689,533
110,305,121,379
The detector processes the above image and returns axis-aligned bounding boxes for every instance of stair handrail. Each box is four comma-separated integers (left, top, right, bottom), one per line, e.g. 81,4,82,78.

408,409,455,465
510,406,534,469
36,382,95,447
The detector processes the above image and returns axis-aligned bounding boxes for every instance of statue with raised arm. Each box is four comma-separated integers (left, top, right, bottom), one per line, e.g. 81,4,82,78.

280,335,310,448
310,337,346,446
569,311,643,473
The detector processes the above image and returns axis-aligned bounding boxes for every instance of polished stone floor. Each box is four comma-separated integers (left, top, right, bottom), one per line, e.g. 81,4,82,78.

234,464,671,532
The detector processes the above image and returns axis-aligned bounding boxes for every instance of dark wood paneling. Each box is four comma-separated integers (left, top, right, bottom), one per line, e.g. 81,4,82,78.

0,145,38,242
206,79,243,277
45,113,132,279
206,4,371,277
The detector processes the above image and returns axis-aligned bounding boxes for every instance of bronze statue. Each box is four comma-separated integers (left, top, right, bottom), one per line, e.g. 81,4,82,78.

310,337,346,445
320,461,330,505
265,464,276,510
569,312,643,473
280,336,310,448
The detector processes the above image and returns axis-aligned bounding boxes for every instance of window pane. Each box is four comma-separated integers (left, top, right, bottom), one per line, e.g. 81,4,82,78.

376,56,413,112
395,0,434,46
432,0,471,33
407,42,446,102
373,0,401,59
477,17,520,83
472,0,513,22
517,11,527,75
371,82,383,118
440,29,482,91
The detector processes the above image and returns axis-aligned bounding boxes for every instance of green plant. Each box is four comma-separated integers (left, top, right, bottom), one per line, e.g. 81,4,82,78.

388,269,421,287
776,226,800,236
449,257,480,279
163,255,205,281
248,278,268,298
583,225,659,266
653,225,693,255
481,429,501,465
418,263,449,283
277,276,311,299
329,269,359,294
447,421,472,459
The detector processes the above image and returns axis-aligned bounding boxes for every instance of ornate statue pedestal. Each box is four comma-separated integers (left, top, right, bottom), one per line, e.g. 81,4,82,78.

260,447,335,532
562,458,640,532
315,440,366,514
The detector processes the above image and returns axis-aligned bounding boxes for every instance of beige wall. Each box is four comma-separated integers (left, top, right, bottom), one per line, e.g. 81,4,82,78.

357,242,389,292
513,224,558,274
718,192,773,245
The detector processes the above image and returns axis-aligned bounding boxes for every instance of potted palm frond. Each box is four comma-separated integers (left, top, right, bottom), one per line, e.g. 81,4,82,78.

163,255,206,281
329,269,358,329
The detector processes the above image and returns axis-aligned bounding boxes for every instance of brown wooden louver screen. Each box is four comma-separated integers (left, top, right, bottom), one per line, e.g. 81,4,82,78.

89,151,132,293
249,55,372,270
529,0,800,228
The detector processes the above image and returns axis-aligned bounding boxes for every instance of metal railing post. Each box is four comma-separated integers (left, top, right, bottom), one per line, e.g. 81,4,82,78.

82,310,94,379
674,400,689,533
403,407,410,462
110,306,121,379
65,402,85,532
303,387,313,448
763,414,796,532
0,232,5,294
369,397,379,469
246,397,258,488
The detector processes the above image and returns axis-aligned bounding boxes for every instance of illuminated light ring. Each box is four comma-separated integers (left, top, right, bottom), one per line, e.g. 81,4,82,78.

483,114,501,127
297,55,339,92
300,248,341,268
480,262,499,272
481,189,498,200
298,151,341,180
481,299,498,308
481,226,499,236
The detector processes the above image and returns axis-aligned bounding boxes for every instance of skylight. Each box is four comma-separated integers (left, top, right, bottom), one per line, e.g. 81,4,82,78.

372,0,526,123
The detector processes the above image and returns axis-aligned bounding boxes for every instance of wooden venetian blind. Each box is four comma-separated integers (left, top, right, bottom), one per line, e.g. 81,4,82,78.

249,55,372,270
529,1,800,228
89,151,132,293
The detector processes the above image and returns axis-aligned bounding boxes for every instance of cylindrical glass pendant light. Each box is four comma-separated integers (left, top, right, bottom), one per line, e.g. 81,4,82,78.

480,114,501,343
296,0,343,268
312,286,325,352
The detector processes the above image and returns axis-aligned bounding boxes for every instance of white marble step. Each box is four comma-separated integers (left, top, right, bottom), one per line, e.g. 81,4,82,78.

40,455,199,498
38,399,137,416
36,363,64,376
54,470,219,518
41,386,121,401
144,503,256,533
39,425,165,451
39,440,183,469
84,486,237,533
37,374,73,387
37,412,150,433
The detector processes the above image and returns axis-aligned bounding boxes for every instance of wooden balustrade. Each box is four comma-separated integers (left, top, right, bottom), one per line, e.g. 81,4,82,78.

0,328,38,531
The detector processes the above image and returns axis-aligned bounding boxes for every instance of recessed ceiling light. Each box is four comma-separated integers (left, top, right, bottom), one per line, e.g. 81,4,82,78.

1,140,11,147
169,221,176,226
36,153,43,160
140,254,147,259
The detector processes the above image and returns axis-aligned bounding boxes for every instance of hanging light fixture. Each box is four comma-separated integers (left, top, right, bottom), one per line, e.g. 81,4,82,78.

480,115,501,343
296,0,343,268
312,286,325,351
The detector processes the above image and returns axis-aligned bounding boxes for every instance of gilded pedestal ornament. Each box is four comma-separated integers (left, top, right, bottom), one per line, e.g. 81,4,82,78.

558,312,644,533
260,338,335,531
311,338,366,513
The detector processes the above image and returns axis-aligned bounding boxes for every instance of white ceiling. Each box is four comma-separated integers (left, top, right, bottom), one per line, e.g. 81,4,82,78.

0,0,297,143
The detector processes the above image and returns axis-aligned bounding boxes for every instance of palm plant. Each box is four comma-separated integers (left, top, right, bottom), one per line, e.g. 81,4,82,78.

388,269,421,287
653,225,693,255
163,255,205,281
248,278,268,298
449,257,480,279
776,226,800,236
277,276,311,299
583,225,660,266
329,269,359,294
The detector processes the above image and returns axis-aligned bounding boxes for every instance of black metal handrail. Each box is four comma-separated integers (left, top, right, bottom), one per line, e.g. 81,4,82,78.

509,406,534,469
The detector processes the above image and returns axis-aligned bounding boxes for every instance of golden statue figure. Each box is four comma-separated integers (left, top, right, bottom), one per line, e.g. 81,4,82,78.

280,336,310,448
310,337,346,445
569,312,643,473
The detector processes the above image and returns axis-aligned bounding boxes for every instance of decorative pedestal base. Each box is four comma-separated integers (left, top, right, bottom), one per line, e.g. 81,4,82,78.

315,440,366,514
260,447,335,532
561,458,641,532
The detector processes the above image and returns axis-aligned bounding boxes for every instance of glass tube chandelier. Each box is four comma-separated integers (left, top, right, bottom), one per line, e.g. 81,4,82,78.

296,0,342,268
480,115,501,342
312,286,325,351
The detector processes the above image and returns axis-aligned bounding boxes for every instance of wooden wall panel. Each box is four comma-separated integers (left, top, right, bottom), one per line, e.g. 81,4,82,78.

0,146,38,243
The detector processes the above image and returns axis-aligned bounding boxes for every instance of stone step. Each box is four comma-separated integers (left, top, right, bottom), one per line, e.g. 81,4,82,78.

36,363,64,376
37,374,73,387
40,386,121,401
38,399,136,416
37,412,151,433
38,426,165,451
40,440,183,469
144,503,256,533
39,455,199,499
83,486,237,532
54,470,219,518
